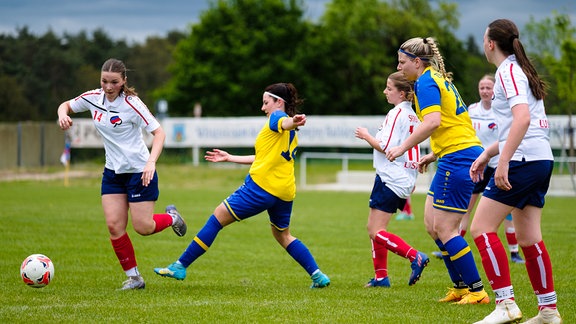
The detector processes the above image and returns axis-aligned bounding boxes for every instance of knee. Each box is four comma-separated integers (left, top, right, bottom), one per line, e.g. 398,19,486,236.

425,223,436,238
469,217,498,239
366,224,382,240
213,204,234,227
106,220,125,237
214,204,226,215
273,230,294,248
514,232,540,247
131,218,155,236
133,224,154,236
469,224,481,239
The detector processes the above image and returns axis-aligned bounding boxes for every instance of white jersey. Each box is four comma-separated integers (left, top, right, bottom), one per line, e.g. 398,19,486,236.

69,89,160,173
493,55,553,161
468,102,499,168
374,101,420,198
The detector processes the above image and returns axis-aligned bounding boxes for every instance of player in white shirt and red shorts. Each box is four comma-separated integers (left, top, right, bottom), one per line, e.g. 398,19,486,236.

470,19,562,323
355,71,429,288
57,58,187,290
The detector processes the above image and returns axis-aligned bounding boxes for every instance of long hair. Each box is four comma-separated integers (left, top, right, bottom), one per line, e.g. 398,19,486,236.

264,83,303,117
487,19,547,99
101,58,137,96
399,37,454,83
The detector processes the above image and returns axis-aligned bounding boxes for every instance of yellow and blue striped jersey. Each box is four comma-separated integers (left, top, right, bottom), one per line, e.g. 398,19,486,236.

249,110,298,201
414,67,481,157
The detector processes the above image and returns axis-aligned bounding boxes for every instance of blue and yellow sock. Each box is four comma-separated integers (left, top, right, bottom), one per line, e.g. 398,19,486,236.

444,236,484,292
436,239,465,288
286,239,319,276
178,215,223,267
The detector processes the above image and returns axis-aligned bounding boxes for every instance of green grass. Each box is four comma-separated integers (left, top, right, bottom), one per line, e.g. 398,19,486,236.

0,163,574,323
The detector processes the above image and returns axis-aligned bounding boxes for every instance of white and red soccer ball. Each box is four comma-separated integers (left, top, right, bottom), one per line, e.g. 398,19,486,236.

20,254,54,288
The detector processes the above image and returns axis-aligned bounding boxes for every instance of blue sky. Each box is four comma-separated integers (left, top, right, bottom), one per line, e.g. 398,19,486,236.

0,0,574,44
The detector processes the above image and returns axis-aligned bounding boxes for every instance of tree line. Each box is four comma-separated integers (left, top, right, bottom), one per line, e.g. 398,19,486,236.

0,0,573,122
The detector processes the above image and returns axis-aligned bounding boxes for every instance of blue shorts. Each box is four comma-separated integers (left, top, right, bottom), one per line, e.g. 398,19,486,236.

483,160,553,209
101,168,159,202
369,175,406,213
473,166,495,194
429,146,483,214
223,175,293,231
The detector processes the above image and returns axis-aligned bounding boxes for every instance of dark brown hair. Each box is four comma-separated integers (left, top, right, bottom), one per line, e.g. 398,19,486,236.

486,19,547,99
264,83,303,117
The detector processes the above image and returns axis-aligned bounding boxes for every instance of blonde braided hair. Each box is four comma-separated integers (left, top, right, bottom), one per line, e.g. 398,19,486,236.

399,37,453,83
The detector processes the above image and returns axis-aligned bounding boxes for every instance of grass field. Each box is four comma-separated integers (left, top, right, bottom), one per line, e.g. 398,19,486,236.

1,163,574,323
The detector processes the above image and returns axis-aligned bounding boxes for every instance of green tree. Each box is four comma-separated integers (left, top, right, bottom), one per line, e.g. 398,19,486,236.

161,0,309,117
525,12,576,115
525,12,576,157
305,0,472,115
0,28,133,121
0,74,38,121
129,31,186,111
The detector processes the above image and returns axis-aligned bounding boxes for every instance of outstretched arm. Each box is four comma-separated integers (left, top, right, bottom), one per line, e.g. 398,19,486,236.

205,149,255,165
282,114,306,130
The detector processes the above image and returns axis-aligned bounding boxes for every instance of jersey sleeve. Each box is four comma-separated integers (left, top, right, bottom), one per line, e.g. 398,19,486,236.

69,89,101,113
268,110,288,133
500,63,529,108
378,108,402,151
415,73,441,116
125,96,160,133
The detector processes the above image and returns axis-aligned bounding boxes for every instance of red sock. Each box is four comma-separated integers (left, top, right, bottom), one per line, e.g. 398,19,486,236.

374,230,417,261
153,213,173,233
370,239,388,279
402,200,412,214
460,229,467,237
111,233,137,271
522,241,557,309
474,232,511,290
505,229,517,246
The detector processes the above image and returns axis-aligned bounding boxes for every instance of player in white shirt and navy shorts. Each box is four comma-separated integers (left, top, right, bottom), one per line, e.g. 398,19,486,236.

355,71,429,288
57,58,187,291
456,75,524,264
470,19,562,324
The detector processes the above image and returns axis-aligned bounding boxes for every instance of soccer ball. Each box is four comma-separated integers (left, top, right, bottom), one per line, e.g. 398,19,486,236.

20,254,54,288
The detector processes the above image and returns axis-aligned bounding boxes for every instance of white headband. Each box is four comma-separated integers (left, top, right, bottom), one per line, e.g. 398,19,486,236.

264,91,285,102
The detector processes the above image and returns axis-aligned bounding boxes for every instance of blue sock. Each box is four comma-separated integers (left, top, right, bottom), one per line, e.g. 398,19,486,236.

178,215,223,267
286,239,319,276
436,239,466,288
444,236,484,292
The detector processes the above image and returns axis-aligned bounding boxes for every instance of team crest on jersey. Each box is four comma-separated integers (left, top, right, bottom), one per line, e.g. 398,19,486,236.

488,122,497,130
110,115,122,127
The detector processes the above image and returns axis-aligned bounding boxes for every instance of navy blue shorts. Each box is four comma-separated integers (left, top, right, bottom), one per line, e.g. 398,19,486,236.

429,146,483,214
473,166,496,194
482,160,553,209
223,175,293,231
368,175,407,213
101,168,159,202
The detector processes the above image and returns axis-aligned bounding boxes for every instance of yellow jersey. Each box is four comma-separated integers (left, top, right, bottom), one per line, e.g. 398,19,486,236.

414,67,481,157
249,110,298,201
